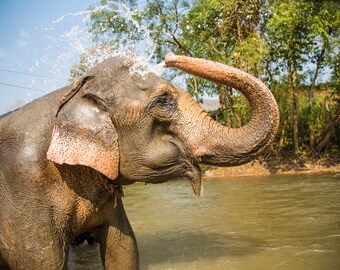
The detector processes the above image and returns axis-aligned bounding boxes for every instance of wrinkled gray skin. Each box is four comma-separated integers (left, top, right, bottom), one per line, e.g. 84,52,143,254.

0,54,279,270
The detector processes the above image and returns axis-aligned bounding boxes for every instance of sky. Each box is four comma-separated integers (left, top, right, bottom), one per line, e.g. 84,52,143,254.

0,0,100,114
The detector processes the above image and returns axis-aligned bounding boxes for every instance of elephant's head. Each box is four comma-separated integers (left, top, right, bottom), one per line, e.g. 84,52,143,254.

47,53,279,195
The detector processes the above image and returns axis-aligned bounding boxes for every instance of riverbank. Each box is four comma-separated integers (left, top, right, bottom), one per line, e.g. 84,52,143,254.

203,151,340,178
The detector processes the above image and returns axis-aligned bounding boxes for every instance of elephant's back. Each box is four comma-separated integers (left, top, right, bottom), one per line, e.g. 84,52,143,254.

0,86,70,131
0,86,71,167
0,109,18,121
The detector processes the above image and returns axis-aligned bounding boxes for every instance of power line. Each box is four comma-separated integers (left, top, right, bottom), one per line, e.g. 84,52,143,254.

0,82,44,92
0,68,53,79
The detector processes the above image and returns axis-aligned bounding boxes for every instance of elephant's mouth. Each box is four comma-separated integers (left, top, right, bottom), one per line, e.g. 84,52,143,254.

184,159,202,196
171,145,202,196
149,162,202,196
141,158,203,196
186,167,202,196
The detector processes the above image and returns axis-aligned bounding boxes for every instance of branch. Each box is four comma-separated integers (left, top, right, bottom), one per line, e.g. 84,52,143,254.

171,0,179,35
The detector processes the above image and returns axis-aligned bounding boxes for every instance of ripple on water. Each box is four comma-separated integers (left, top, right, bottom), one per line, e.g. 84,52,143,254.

69,174,340,270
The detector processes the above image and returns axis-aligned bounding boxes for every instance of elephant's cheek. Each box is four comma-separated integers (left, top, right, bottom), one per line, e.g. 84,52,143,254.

146,141,180,168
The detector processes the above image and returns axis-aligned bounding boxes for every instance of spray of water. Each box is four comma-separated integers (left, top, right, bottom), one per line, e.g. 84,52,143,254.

48,2,166,81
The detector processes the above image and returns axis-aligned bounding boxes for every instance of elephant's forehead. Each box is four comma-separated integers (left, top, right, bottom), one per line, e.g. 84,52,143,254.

90,56,134,73
95,74,170,100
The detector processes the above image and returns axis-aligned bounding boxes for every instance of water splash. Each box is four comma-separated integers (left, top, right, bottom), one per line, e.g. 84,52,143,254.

46,2,166,80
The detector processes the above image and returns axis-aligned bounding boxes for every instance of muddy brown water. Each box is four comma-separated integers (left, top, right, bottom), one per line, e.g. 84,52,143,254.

68,173,340,270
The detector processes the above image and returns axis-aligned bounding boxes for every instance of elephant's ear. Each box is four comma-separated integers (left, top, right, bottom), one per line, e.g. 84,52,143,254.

47,76,119,180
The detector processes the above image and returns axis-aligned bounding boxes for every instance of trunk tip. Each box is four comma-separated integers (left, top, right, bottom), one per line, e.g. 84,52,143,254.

165,52,177,67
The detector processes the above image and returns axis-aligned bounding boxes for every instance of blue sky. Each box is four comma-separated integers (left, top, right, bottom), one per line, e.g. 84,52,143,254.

0,0,99,114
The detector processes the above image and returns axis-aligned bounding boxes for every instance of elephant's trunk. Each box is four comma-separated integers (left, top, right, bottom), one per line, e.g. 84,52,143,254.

165,53,279,166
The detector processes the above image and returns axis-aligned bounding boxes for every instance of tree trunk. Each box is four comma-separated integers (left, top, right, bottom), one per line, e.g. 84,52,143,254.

218,85,230,126
316,111,340,154
193,77,200,103
278,110,288,152
184,77,201,103
292,62,299,152
309,46,325,150
217,85,242,127
292,89,299,152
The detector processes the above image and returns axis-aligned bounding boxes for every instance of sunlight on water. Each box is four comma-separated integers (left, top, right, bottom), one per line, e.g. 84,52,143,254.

69,173,340,270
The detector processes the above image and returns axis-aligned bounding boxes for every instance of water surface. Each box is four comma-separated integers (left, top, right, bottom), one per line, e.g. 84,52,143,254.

69,173,340,270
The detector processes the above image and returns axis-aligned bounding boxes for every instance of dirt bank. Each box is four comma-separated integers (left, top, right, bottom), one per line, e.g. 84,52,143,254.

203,152,340,178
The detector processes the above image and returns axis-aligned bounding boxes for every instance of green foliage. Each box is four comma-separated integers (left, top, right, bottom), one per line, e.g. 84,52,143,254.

89,0,192,60
298,87,336,145
233,94,252,126
141,0,192,58
181,0,263,64
264,0,339,83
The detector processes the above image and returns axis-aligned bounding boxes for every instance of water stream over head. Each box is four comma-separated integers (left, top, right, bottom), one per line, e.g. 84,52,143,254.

47,2,166,78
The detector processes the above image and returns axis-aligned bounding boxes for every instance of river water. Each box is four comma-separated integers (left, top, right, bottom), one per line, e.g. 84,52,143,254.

69,173,340,270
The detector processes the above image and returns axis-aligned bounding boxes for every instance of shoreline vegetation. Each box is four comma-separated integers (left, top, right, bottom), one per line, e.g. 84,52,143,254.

203,150,340,179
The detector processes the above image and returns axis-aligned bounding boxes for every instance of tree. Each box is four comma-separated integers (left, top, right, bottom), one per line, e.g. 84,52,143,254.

88,0,192,59
305,1,339,150
264,0,317,152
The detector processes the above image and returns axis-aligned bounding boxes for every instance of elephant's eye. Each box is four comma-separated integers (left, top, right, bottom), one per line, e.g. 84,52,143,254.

156,94,172,106
149,93,176,118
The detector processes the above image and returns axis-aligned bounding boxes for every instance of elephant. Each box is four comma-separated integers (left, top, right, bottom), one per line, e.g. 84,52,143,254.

0,53,279,269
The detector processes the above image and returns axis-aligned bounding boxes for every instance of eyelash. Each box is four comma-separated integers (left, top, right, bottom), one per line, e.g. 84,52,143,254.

154,94,174,108
149,94,176,118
